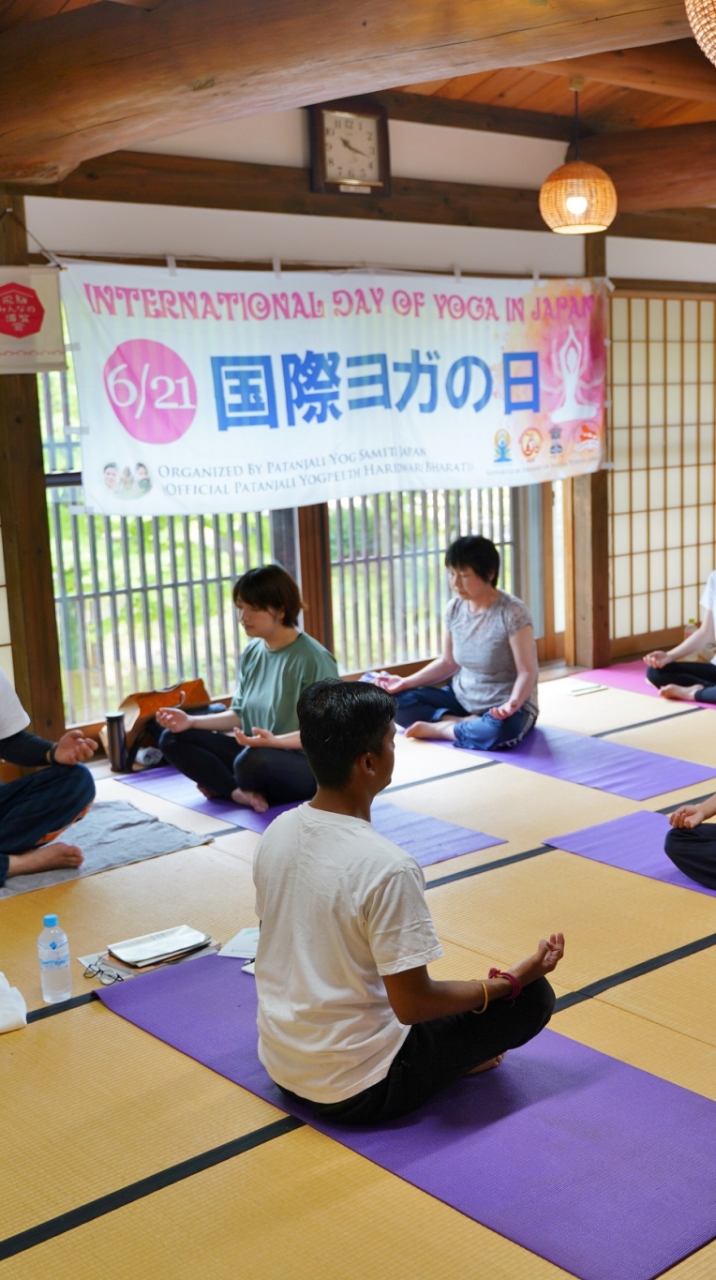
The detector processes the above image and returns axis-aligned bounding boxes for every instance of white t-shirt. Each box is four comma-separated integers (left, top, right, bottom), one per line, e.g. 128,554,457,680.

699,572,716,664
253,803,444,1104
0,670,29,740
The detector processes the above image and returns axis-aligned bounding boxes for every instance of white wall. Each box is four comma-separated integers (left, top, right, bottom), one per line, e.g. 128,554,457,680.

26,196,585,276
25,108,582,275
24,109,716,285
607,237,716,283
132,109,567,191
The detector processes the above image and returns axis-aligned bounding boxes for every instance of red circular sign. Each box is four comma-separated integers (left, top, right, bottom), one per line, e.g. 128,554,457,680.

0,282,44,338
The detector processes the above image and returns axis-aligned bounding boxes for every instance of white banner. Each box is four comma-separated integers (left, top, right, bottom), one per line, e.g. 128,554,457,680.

60,262,607,516
0,267,65,373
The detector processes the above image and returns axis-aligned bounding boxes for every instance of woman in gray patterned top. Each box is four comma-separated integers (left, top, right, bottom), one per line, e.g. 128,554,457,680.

377,535,538,751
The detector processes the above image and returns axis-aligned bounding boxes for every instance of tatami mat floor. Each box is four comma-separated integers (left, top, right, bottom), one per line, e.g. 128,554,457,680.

2,675,716,1278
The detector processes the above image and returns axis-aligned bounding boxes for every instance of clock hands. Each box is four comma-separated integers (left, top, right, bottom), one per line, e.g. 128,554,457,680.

339,136,368,157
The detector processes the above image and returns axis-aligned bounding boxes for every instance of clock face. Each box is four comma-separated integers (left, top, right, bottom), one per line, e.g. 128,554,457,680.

322,110,382,186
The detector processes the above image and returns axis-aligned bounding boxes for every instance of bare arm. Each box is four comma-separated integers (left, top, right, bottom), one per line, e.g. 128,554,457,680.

490,624,538,721
383,935,564,1025
645,612,714,667
155,707,241,734
376,633,459,695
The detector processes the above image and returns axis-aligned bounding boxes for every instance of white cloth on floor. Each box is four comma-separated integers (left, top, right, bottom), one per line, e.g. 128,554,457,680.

0,972,27,1032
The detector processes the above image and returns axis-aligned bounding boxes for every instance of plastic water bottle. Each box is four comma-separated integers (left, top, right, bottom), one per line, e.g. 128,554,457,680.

38,914,72,1004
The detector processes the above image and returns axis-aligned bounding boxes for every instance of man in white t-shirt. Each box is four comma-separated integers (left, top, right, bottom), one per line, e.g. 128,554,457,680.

644,569,716,702
253,679,563,1124
0,670,97,887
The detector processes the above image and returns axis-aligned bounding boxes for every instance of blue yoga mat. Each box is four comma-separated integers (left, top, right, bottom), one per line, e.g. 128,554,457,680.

120,771,505,867
100,955,716,1280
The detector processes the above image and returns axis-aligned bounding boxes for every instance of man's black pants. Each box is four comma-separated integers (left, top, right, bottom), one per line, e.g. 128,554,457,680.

281,977,555,1125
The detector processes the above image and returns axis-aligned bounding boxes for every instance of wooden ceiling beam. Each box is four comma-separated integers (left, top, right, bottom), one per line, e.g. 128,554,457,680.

578,122,716,210
373,89,578,142
534,38,716,104
29,149,716,245
0,0,690,184
0,0,161,33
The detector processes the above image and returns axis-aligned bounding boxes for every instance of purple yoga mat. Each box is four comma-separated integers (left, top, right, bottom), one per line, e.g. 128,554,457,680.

544,809,716,899
443,724,716,801
578,661,716,708
119,770,504,867
99,954,716,1280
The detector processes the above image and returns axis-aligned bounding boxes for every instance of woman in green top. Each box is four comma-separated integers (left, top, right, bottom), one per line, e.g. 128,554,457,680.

156,565,338,813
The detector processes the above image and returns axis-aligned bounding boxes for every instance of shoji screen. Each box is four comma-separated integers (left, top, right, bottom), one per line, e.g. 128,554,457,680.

609,294,716,653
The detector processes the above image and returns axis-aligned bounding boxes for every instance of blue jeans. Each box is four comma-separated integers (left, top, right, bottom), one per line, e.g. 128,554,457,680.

394,682,532,751
0,764,96,885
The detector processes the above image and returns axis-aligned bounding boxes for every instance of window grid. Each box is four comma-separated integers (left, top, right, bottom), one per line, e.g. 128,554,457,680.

609,295,715,643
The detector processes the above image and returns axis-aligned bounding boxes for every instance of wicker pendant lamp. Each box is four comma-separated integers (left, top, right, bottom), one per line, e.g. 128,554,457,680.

686,0,716,65
539,83,617,235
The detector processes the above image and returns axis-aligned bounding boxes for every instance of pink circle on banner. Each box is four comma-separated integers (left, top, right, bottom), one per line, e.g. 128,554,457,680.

103,340,197,443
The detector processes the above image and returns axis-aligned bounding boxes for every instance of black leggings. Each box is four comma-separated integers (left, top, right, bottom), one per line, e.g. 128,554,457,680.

281,977,555,1125
158,727,316,808
646,662,716,704
665,824,716,891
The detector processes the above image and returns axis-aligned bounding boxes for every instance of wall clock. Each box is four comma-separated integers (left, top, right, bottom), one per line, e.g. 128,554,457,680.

309,99,391,196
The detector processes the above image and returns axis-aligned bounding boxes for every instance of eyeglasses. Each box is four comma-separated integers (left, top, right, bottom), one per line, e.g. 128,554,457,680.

83,956,125,986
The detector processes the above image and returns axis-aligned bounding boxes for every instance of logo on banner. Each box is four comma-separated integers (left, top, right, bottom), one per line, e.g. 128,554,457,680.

494,429,511,463
103,340,197,443
0,282,44,337
520,427,542,460
576,422,600,451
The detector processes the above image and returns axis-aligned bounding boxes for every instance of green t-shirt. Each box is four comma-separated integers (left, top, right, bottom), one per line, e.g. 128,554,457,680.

231,632,338,735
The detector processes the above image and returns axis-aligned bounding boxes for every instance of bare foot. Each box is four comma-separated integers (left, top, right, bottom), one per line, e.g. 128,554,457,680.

405,719,457,741
6,842,84,879
658,684,704,703
230,787,270,813
197,785,220,799
466,1054,505,1075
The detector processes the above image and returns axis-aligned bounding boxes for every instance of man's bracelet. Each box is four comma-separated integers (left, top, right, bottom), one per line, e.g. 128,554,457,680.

47,742,58,765
488,969,522,1000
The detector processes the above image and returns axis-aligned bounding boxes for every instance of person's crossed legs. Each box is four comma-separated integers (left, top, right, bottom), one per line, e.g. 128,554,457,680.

406,706,531,751
286,977,555,1124
646,661,716,704
0,764,96,885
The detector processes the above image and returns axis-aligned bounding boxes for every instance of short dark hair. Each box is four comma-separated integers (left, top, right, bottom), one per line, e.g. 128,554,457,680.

232,564,304,628
445,535,500,586
297,680,396,789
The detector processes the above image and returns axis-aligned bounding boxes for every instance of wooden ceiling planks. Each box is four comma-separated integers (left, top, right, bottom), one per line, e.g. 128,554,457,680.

401,63,716,131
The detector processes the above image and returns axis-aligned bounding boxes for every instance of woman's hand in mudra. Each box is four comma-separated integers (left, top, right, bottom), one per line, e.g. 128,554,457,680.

155,707,192,733
234,726,280,749
643,651,670,669
669,804,707,830
489,698,520,721
374,671,407,694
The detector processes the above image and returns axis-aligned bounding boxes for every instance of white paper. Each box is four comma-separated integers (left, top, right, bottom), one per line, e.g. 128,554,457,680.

219,927,260,959
107,924,209,965
0,971,27,1032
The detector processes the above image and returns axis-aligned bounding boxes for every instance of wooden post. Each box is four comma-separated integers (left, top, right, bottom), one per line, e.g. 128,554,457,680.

564,230,611,668
297,503,334,653
0,189,65,735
